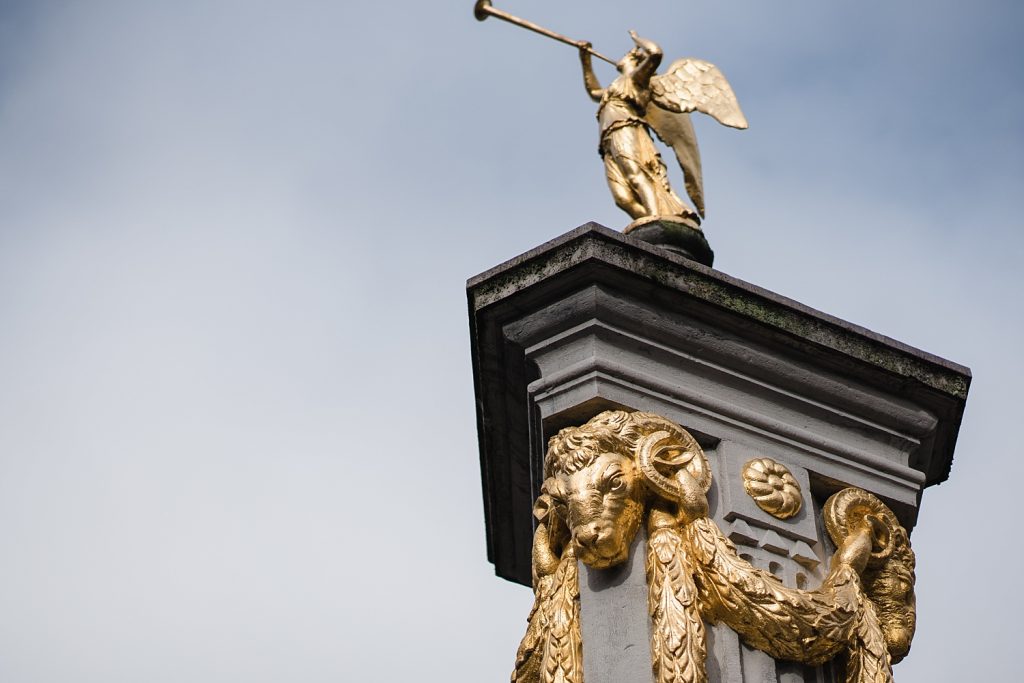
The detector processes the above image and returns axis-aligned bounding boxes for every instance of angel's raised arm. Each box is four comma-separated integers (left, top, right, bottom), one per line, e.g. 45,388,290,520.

578,44,604,102
628,31,662,87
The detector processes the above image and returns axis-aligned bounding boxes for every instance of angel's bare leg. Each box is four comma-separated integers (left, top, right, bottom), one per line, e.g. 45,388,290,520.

604,155,646,218
621,160,662,216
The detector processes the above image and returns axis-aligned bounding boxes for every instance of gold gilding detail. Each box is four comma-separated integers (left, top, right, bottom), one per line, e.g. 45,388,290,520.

512,411,917,683
513,515,582,683
647,509,706,683
742,457,803,519
824,488,917,663
475,2,746,227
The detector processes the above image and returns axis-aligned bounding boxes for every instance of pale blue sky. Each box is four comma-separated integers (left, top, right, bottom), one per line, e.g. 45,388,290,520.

0,1,1020,681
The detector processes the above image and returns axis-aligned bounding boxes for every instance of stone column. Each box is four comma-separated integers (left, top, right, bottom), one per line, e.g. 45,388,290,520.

468,223,970,682
577,529,652,683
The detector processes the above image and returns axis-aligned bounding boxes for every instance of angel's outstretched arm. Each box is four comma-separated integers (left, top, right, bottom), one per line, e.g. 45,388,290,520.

578,44,604,102
628,30,662,88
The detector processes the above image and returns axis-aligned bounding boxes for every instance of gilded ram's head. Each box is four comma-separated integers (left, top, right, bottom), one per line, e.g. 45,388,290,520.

540,410,711,569
867,525,916,662
824,487,917,662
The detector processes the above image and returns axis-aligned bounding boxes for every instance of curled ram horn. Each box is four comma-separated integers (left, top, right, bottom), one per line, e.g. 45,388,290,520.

824,488,897,568
632,414,712,525
638,431,685,501
530,494,563,580
631,413,712,492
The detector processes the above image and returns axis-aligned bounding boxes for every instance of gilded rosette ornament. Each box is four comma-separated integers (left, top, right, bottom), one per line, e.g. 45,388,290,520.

742,457,803,519
512,411,917,683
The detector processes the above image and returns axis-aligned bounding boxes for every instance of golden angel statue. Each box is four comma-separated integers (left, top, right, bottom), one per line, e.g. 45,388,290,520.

475,1,747,265
578,31,747,234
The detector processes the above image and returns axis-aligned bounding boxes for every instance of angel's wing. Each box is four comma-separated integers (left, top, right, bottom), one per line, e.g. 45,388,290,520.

649,58,748,129
645,58,747,218
644,105,706,217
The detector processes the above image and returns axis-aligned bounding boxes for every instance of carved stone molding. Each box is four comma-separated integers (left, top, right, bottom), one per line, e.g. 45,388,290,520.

468,225,969,587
